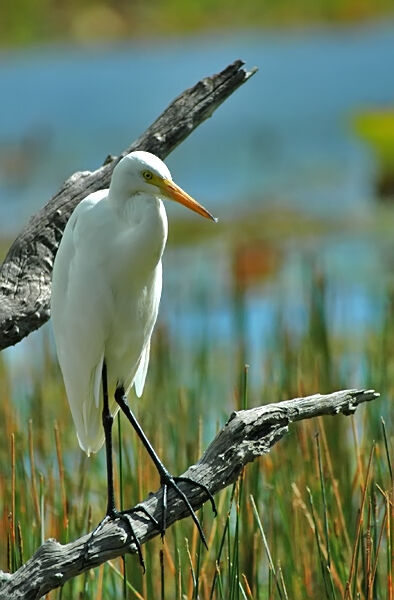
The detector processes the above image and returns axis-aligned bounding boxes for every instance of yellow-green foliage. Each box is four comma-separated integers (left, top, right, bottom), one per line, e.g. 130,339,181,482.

354,111,394,170
2,0,394,47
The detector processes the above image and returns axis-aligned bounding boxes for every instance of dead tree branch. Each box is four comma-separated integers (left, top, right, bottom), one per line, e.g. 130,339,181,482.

0,388,379,600
0,60,257,350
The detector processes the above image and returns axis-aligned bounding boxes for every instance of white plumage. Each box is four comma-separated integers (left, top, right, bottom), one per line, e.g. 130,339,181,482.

51,151,215,456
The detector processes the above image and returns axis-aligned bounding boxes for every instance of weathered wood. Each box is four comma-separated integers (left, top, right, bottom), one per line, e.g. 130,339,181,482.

0,60,257,351
0,389,379,599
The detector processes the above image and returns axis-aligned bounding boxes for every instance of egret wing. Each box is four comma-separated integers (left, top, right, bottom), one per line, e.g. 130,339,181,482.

51,190,115,455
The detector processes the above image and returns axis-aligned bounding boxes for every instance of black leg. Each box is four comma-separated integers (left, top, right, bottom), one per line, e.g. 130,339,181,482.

102,361,116,517
114,386,217,548
83,362,145,570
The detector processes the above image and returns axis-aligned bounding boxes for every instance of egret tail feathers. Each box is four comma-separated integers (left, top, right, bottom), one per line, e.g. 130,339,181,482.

67,355,117,456
76,395,120,456
134,341,151,398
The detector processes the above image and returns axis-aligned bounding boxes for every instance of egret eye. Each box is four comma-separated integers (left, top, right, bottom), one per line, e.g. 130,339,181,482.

143,170,153,181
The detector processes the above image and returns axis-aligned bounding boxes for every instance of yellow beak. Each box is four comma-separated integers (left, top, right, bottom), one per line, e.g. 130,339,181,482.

159,178,218,223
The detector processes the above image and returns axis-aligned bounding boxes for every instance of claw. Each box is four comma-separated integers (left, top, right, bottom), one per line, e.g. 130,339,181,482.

176,476,217,516
162,484,168,535
158,473,215,549
122,504,160,530
119,512,145,572
82,511,145,571
82,515,110,565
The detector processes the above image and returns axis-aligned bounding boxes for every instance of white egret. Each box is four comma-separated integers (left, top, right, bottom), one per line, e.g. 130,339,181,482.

51,151,217,555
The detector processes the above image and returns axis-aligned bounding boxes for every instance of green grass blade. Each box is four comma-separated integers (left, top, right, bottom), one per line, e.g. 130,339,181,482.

250,494,284,600
306,486,332,600
380,417,392,483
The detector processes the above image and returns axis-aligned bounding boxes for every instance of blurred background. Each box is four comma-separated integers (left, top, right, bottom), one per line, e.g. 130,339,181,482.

0,1,393,598
1,2,393,395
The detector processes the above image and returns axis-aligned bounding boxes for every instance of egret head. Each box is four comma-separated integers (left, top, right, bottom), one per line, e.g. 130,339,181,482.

110,151,217,222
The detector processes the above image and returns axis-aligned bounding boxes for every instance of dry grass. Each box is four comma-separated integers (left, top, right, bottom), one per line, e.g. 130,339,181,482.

0,263,392,599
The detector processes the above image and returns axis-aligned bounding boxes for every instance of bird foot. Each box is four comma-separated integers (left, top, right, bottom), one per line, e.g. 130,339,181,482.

121,504,160,530
82,509,146,571
159,472,217,548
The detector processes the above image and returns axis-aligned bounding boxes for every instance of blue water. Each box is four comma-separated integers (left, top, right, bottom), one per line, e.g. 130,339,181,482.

1,23,393,392
1,22,394,227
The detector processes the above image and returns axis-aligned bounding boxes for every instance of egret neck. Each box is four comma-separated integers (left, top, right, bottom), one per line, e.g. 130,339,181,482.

108,187,168,267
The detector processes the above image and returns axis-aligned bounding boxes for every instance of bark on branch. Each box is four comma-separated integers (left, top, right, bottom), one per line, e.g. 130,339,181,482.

0,388,379,600
0,60,257,351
